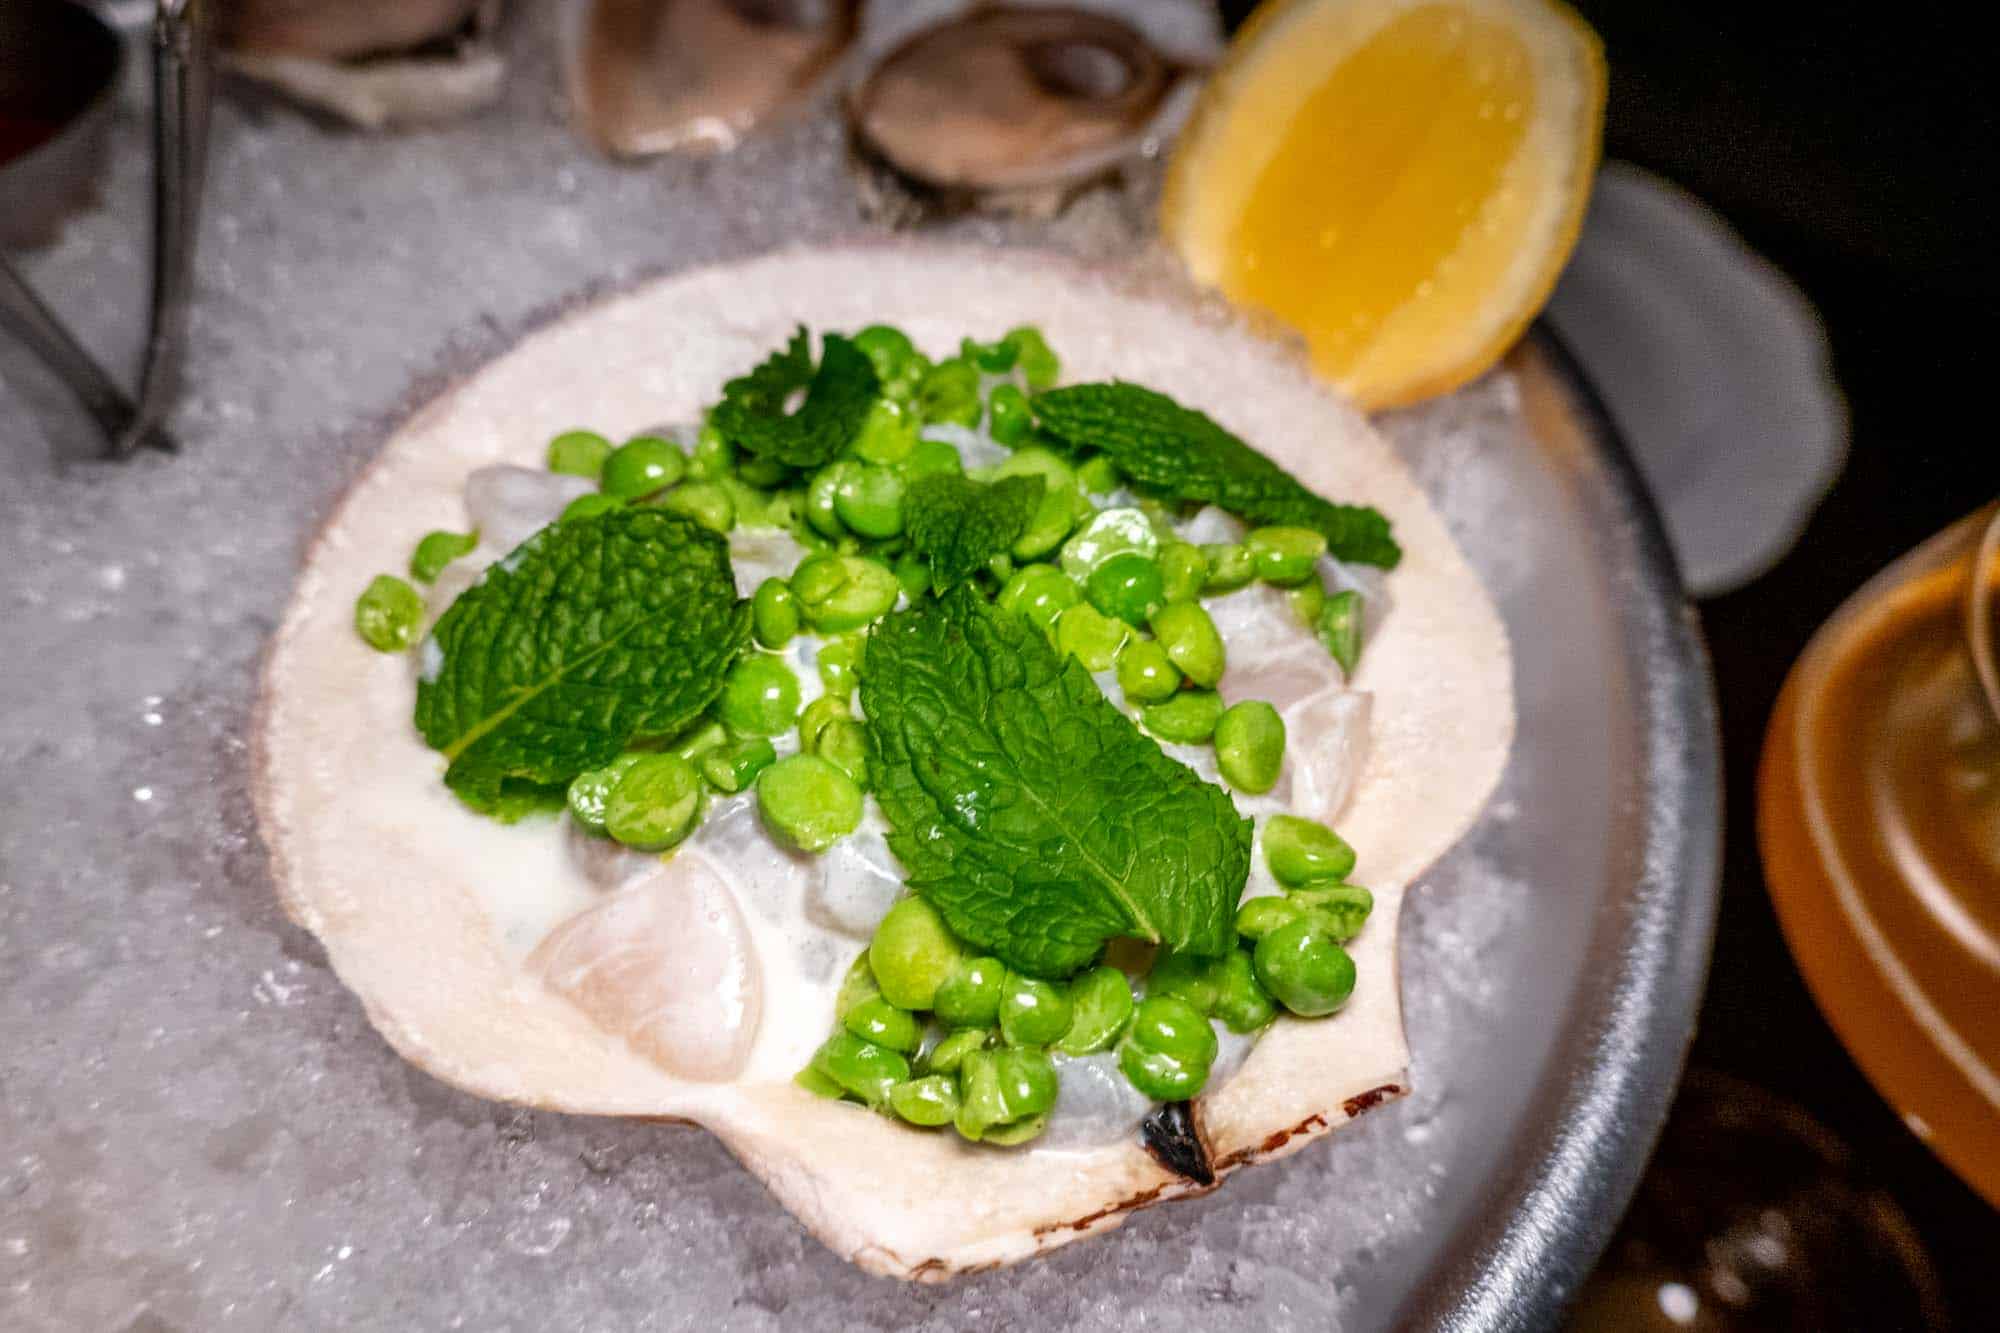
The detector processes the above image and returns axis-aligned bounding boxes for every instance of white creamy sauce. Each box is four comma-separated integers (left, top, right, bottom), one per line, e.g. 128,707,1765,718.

427,475,1378,1145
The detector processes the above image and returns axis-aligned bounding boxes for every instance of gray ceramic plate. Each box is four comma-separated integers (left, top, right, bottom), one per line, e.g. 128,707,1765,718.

0,30,1718,1329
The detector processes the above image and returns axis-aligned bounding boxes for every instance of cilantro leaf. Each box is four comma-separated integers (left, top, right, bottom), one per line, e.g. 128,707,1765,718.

860,587,1251,977
415,509,750,815
710,327,880,470
902,473,1046,589
1031,382,1401,567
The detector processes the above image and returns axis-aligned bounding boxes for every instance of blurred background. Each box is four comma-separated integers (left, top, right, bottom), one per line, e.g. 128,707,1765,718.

4,0,1994,1327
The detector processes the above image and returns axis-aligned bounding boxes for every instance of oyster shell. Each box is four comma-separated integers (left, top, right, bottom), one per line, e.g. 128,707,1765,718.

848,0,1223,216
566,0,862,157
255,244,1513,1277
221,0,506,130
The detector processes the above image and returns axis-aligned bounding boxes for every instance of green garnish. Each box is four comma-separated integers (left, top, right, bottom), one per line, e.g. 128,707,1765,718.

860,587,1250,977
414,509,750,815
902,473,1045,590
355,574,423,652
409,530,478,585
710,326,879,471
1031,382,1401,568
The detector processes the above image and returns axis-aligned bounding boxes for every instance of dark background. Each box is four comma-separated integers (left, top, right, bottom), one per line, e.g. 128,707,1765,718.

1218,0,1997,1326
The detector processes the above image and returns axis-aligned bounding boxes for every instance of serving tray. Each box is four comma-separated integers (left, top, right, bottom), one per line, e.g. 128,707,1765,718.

0,20,1718,1330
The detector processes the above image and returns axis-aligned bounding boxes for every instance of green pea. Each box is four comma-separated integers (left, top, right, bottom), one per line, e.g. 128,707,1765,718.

815,719,870,789
1085,552,1165,627
884,353,933,408
1148,948,1222,1014
1233,895,1304,940
979,1113,1051,1146
794,1065,845,1099
1318,589,1364,676
987,383,1032,445
1289,577,1327,628
923,1026,992,1074
409,529,478,584
718,478,778,530
1054,604,1130,671
736,454,789,488
834,951,881,1021
869,897,965,1011
1002,325,1060,390
816,636,863,699
560,493,626,524
916,358,982,428
791,554,901,632
567,754,642,833
605,753,704,851
547,429,614,479
1153,543,1207,605
666,717,727,760
1288,884,1375,942
1148,602,1225,687
843,995,922,1054
717,654,800,737
1263,814,1356,886
996,565,1081,636
1214,701,1285,794
1253,919,1356,1017
1116,638,1181,703
1059,507,1159,579
889,1074,961,1127
805,461,854,539
1142,689,1225,744
1056,966,1135,1056
853,324,917,382
934,956,1007,1029
1201,543,1256,593
697,736,776,794
900,437,963,482
1212,949,1277,1033
757,754,863,853
659,480,734,533
1075,454,1120,495
893,550,932,601
955,1048,1057,1140
1247,526,1328,586
747,577,797,648
601,435,688,499
688,424,732,481
852,395,919,465
833,463,906,538
961,335,1018,374
1118,994,1217,1101
798,695,850,752
993,447,1081,559
812,1032,909,1107
998,973,1073,1047
355,575,422,652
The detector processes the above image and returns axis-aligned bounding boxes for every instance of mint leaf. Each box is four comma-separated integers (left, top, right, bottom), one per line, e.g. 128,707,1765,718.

711,327,880,470
861,587,1250,977
415,509,751,814
1031,382,1401,568
903,473,1045,589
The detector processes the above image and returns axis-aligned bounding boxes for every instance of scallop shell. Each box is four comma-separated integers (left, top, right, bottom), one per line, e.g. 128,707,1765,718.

254,243,1513,1277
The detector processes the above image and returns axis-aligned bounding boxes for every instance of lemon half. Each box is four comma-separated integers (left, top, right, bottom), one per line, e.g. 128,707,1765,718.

1162,0,1606,410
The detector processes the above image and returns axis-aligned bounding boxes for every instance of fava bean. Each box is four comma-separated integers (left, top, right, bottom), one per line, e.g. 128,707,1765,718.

1118,995,1217,1101
1149,602,1225,686
409,529,477,584
869,897,964,1010
697,736,776,794
916,359,981,428
843,996,922,1054
546,429,613,480
1157,543,1209,605
987,383,1032,445
1200,543,1255,593
1252,919,1356,1017
560,493,625,524
812,1032,908,1106
718,654,800,737
1214,701,1285,794
923,1026,992,1074
355,575,422,652
1141,689,1225,744
1115,638,1181,703
833,463,907,538
757,754,863,853
1055,604,1129,671
1056,966,1135,1056
1247,526,1327,585
998,973,1072,1047
601,435,687,499
1002,325,1060,389
996,565,1081,636
752,577,800,648
1319,588,1364,675
934,956,1007,1029
1212,949,1277,1034
791,554,900,632
1086,552,1165,626
889,1074,961,1127
1263,814,1357,886
605,753,704,851
567,754,642,833
1288,884,1375,942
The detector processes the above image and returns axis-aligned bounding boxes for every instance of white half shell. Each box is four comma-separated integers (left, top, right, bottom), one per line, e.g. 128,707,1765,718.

255,244,1514,1278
